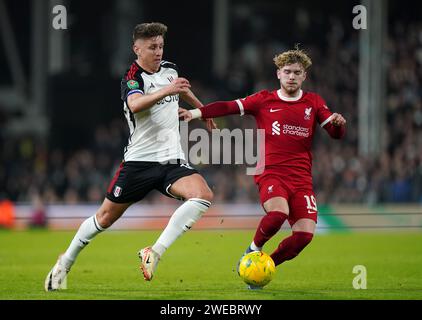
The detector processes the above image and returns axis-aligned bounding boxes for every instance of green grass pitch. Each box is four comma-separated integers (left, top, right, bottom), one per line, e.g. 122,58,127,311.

0,230,421,300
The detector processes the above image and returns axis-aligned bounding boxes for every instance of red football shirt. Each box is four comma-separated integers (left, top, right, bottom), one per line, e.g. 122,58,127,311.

233,89,337,186
201,90,345,186
199,89,344,186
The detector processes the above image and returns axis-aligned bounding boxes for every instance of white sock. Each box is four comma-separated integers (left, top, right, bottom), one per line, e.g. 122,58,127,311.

250,241,262,251
62,215,105,270
152,198,211,256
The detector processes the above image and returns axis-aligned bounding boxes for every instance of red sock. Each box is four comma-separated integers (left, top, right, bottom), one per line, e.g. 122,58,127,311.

270,231,313,266
253,211,288,248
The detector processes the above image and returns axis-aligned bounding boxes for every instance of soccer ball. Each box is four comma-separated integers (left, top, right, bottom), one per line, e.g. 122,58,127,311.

238,251,276,288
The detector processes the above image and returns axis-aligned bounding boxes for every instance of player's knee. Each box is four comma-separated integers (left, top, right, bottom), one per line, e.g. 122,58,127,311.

202,189,214,202
187,188,213,203
266,211,287,231
263,200,289,215
96,209,116,229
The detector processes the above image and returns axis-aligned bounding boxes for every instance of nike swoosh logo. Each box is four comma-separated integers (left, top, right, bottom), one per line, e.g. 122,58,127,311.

270,108,283,113
146,257,151,264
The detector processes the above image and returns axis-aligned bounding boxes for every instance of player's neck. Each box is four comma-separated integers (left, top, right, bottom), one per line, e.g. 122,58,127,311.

136,58,159,74
277,89,303,102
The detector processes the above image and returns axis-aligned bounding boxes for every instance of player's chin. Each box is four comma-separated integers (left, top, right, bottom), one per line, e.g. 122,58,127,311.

286,86,300,94
152,60,161,69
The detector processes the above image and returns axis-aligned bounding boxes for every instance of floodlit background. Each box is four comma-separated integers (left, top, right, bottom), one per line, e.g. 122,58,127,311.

0,0,422,301
0,0,421,231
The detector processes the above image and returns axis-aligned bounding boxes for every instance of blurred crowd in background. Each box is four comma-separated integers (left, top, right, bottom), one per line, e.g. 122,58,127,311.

1,1,421,206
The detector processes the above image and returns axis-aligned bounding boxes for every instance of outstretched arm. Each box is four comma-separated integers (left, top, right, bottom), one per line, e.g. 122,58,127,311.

179,100,242,122
180,89,217,130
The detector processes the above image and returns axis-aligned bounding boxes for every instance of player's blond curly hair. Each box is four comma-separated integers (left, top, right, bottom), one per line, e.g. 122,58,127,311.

273,46,312,70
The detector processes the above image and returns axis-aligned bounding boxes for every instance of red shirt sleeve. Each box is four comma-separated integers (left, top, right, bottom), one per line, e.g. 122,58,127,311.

316,94,345,139
235,90,268,116
199,100,241,119
199,90,268,119
315,95,332,126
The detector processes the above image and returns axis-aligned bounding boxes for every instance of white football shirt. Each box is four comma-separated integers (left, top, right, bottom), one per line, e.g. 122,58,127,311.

120,60,186,162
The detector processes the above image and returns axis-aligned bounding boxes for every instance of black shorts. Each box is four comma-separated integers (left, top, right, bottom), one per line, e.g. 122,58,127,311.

106,160,199,203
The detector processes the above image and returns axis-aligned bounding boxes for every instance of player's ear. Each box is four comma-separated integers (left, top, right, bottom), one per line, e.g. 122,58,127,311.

133,44,139,56
133,39,143,56
276,69,281,79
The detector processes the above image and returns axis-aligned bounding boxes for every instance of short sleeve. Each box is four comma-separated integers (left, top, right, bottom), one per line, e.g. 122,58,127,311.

120,73,145,102
315,94,334,128
235,90,268,116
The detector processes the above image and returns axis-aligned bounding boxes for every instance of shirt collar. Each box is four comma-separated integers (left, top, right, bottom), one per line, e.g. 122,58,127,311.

277,89,303,102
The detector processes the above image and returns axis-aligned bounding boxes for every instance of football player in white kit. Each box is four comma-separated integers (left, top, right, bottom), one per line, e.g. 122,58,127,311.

45,22,216,291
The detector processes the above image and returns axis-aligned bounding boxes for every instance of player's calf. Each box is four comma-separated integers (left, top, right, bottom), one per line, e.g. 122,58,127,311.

237,211,288,274
253,211,288,247
270,231,313,266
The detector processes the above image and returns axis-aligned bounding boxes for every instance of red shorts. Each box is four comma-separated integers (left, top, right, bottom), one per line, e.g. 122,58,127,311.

257,175,318,226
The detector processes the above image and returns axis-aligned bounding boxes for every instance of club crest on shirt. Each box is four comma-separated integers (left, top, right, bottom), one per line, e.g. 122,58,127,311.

113,186,122,197
304,107,312,120
272,121,281,135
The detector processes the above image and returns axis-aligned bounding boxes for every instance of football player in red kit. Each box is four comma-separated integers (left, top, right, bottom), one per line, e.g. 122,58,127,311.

179,48,346,284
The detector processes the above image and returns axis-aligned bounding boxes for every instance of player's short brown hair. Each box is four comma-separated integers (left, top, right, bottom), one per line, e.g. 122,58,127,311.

132,22,168,42
273,47,312,70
